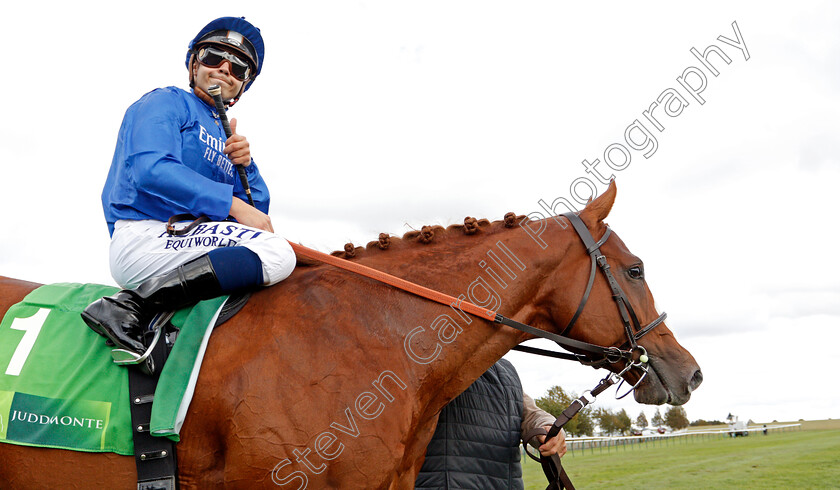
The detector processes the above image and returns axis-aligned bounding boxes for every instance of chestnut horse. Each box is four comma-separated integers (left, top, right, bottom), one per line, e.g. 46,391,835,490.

0,182,701,489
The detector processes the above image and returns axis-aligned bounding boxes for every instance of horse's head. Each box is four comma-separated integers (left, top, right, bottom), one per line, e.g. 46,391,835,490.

539,182,702,405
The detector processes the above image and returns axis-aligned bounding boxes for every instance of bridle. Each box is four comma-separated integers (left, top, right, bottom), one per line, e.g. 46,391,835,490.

560,212,667,350
512,212,668,490
507,212,666,383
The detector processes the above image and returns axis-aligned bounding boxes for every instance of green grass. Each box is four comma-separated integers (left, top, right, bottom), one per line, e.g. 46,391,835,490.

523,428,840,489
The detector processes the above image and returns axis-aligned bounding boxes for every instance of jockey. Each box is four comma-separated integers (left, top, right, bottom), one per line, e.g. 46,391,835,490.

82,17,295,356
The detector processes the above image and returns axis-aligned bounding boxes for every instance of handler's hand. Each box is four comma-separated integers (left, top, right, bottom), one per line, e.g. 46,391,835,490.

225,118,251,166
230,197,274,233
536,427,567,457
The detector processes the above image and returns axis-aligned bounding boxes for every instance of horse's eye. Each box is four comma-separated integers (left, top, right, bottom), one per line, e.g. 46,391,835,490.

628,266,644,279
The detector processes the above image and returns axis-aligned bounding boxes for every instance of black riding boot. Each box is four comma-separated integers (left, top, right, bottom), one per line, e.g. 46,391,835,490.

82,255,223,354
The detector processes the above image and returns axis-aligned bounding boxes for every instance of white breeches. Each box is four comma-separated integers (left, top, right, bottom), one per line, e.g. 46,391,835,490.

109,219,296,289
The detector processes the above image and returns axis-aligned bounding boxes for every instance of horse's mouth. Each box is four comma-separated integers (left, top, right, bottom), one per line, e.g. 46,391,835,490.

633,356,700,406
633,365,670,405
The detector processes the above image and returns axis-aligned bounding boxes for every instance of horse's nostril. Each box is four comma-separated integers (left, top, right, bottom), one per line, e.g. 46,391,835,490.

689,369,703,391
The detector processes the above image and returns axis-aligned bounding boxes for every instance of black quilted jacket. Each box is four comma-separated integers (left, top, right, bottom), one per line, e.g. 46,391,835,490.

415,359,524,490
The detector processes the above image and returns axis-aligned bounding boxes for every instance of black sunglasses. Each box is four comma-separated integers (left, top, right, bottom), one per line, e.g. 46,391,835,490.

196,46,252,81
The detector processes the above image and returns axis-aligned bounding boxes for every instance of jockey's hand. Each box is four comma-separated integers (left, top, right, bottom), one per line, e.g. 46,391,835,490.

230,197,274,233
225,118,251,167
536,427,567,457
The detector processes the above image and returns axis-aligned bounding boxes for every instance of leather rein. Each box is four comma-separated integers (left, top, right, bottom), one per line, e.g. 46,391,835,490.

290,212,667,372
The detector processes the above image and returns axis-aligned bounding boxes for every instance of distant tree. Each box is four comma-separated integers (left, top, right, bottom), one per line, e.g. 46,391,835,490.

652,408,664,427
616,409,632,435
534,386,568,416
591,408,634,435
664,406,689,430
636,412,648,428
592,408,615,434
574,410,595,437
535,386,594,437
689,419,724,426
593,408,617,435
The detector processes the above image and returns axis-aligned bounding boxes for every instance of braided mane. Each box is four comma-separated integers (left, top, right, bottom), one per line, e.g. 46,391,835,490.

328,212,523,260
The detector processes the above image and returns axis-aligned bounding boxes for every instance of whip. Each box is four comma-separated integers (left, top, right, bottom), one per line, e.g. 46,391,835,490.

208,85,255,207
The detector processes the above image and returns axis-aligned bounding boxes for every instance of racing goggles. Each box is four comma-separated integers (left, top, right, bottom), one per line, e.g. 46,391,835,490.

196,46,253,81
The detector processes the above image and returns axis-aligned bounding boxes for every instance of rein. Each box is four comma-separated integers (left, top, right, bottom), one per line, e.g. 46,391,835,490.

289,243,620,365
290,212,665,368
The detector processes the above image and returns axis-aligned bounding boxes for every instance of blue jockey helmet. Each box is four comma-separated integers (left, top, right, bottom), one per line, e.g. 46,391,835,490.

186,17,265,93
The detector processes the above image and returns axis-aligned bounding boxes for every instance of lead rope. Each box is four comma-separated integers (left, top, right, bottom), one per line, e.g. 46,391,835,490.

521,348,650,489
521,371,621,490
531,379,614,490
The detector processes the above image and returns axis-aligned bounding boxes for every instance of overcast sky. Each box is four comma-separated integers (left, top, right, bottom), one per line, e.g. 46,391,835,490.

3,1,839,425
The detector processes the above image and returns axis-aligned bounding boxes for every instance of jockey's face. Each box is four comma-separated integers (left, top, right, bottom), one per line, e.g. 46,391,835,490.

192,48,246,101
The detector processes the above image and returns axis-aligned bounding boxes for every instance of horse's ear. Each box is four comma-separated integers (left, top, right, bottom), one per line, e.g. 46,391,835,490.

579,180,616,228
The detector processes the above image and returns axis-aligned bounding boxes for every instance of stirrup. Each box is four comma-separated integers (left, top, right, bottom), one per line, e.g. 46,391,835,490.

111,312,174,373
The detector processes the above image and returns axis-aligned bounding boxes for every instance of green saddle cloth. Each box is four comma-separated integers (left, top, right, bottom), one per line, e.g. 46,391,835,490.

0,283,226,455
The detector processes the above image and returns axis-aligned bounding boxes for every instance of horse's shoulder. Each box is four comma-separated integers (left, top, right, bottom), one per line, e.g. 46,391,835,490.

0,276,41,290
0,276,41,314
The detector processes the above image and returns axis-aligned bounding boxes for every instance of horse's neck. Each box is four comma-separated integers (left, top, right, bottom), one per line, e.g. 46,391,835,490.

352,224,559,312
348,222,571,410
